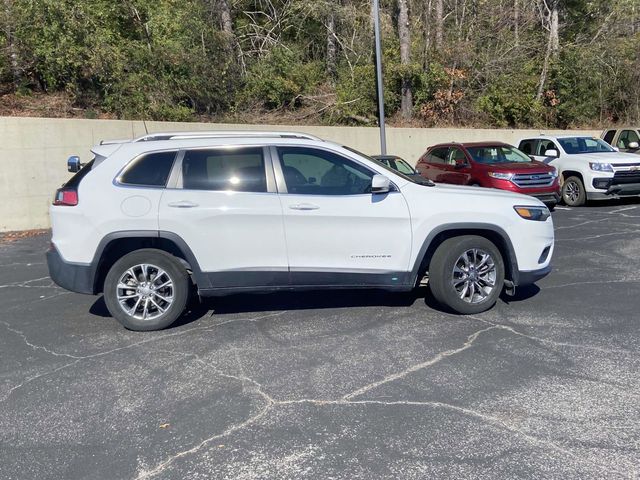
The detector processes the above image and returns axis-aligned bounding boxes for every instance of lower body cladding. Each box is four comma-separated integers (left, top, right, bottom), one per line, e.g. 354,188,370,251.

47,243,551,299
531,192,561,206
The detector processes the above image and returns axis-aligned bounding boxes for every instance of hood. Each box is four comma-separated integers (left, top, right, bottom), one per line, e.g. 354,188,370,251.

564,152,640,164
476,160,553,173
423,182,543,204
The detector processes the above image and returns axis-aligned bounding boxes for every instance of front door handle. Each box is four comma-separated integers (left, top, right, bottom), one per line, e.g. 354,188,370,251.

168,200,199,208
289,203,320,211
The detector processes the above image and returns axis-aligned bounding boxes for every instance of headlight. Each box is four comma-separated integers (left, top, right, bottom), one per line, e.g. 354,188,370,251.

550,168,558,178
488,172,513,180
589,162,613,172
514,205,551,222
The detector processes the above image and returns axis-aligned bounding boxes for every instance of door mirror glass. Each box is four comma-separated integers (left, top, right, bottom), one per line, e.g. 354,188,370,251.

628,141,639,149
544,149,559,158
67,155,82,173
371,174,391,194
454,158,467,169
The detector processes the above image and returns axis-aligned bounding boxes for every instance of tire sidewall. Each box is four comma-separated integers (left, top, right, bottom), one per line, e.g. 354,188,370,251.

430,236,505,314
103,249,190,331
561,176,586,207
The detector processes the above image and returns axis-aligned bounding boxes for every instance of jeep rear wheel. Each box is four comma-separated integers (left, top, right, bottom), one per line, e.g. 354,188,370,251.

428,236,505,314
104,249,190,331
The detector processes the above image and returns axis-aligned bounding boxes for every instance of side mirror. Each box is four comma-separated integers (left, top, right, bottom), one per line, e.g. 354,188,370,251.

628,141,639,149
371,174,391,194
454,159,468,169
544,149,559,158
67,155,82,173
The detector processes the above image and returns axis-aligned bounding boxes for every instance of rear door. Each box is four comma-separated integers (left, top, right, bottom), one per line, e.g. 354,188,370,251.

442,147,472,184
416,147,448,182
273,145,412,286
158,146,289,288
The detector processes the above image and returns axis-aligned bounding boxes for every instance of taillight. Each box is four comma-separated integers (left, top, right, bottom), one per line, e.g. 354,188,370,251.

53,188,78,206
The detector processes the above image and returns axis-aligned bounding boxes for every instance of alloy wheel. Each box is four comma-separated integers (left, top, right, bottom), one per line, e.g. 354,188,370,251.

451,249,497,304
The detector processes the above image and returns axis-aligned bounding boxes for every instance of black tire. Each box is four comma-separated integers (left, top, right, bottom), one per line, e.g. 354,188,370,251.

103,249,190,331
544,202,556,212
561,176,586,207
428,236,505,315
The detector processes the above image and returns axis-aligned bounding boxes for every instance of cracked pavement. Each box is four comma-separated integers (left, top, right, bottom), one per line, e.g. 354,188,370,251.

1,200,640,479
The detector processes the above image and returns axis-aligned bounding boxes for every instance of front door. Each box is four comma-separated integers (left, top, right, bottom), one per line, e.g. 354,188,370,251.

273,146,413,287
159,146,289,288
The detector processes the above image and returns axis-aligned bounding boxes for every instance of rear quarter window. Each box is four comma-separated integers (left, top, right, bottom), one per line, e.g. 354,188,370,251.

118,151,177,187
603,130,616,145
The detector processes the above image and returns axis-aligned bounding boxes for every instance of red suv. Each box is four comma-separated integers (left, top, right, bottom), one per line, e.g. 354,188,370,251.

416,142,561,208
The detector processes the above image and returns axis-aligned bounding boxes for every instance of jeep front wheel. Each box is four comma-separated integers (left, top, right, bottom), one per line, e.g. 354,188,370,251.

104,249,190,331
429,236,505,314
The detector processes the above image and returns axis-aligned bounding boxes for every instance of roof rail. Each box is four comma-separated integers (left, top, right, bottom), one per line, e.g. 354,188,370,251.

132,131,323,142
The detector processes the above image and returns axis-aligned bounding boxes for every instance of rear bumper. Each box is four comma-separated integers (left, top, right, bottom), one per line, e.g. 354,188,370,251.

516,265,552,286
46,245,95,294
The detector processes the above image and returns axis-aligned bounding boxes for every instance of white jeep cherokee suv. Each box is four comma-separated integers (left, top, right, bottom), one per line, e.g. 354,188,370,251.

518,135,640,206
47,131,554,331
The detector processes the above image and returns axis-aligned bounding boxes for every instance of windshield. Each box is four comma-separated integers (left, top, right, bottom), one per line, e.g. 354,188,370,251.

343,147,434,186
558,137,615,154
467,145,532,164
393,158,417,175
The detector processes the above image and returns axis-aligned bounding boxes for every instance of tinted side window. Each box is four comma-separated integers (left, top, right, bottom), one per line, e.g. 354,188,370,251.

427,147,448,164
603,130,616,145
537,140,557,156
519,140,535,155
65,159,95,189
619,130,640,148
182,147,266,192
278,147,374,195
119,151,177,187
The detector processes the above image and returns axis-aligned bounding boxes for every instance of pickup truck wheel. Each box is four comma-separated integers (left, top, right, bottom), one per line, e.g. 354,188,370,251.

104,249,190,331
561,176,586,206
429,236,505,314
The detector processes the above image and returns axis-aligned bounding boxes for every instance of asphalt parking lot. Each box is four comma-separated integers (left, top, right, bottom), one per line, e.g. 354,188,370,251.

1,201,639,480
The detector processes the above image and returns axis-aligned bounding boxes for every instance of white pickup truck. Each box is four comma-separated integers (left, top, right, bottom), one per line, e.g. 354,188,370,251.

518,135,640,206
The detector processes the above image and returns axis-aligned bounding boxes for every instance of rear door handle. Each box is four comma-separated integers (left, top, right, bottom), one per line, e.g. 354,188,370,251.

289,203,320,211
168,200,199,208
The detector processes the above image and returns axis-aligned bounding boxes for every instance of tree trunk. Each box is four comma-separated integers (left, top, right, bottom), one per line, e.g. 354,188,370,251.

514,0,519,46
435,0,443,50
327,11,337,81
3,0,20,84
536,0,559,101
422,0,432,66
398,0,412,120
219,0,233,36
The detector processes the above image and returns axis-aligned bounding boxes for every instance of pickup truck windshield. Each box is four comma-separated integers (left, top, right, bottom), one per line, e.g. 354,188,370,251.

467,145,531,164
558,137,615,154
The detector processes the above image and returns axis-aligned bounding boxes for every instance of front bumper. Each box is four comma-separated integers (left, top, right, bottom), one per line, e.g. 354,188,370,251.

46,245,95,294
530,192,561,205
587,181,640,200
516,265,552,286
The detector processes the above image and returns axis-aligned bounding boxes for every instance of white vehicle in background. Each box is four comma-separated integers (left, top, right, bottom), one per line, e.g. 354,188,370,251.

518,135,640,206
48,131,554,331
601,127,640,154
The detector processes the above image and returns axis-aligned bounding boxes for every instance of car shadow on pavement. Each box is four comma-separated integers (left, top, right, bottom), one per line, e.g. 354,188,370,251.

89,284,542,329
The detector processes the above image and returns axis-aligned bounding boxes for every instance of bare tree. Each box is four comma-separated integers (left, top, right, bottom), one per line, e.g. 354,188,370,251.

398,0,412,119
219,0,233,36
514,0,519,45
327,10,337,80
536,0,560,100
2,0,20,84
435,0,443,50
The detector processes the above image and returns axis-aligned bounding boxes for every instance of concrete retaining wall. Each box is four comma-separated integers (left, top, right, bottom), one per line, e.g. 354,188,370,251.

0,116,599,232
